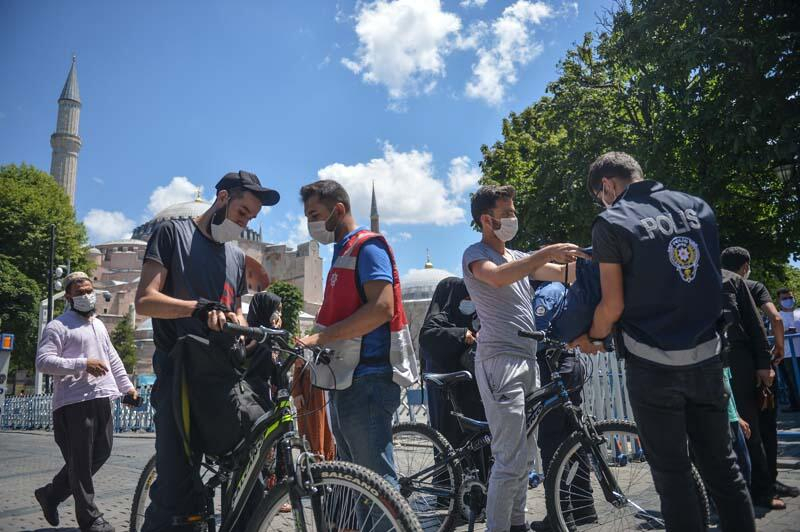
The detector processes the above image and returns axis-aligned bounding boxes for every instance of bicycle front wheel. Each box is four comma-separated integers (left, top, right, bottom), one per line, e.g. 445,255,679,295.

245,461,422,531
545,419,710,531
129,454,157,532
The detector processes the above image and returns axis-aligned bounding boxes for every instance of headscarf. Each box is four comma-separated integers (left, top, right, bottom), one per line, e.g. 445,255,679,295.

423,277,471,328
247,292,282,328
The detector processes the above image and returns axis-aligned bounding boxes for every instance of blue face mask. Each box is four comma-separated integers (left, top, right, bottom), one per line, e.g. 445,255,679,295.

781,298,795,310
459,299,476,315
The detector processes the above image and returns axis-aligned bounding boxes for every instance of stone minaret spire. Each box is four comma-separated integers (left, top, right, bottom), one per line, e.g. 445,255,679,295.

370,181,380,233
50,56,82,205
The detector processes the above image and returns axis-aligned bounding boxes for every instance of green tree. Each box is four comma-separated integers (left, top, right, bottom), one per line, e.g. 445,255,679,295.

0,164,91,370
110,309,137,374
480,1,799,273
0,257,41,370
268,281,304,336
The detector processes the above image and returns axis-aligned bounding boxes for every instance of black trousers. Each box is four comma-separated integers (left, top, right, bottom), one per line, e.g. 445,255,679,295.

45,397,113,530
626,356,754,532
535,354,583,472
728,347,776,502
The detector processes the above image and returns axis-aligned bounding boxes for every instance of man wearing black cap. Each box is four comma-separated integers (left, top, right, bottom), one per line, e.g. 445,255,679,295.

135,171,279,531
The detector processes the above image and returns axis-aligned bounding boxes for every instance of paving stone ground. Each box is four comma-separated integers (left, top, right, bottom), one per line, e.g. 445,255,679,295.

0,424,798,532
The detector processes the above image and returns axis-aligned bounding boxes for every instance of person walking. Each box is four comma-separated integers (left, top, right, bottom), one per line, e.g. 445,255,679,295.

34,272,138,532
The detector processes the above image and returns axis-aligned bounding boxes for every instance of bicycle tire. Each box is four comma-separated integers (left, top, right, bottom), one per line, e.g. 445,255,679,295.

129,454,157,532
245,460,422,531
392,422,464,532
545,419,711,531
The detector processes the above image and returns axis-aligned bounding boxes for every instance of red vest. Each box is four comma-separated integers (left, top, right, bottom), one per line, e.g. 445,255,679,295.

313,230,418,390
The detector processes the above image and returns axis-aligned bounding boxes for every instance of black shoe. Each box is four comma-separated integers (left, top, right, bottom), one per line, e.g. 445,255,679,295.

34,487,59,526
510,525,528,532
82,517,115,532
775,481,800,498
529,517,555,531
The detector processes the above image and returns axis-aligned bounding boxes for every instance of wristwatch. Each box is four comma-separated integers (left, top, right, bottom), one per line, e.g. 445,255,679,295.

588,335,605,347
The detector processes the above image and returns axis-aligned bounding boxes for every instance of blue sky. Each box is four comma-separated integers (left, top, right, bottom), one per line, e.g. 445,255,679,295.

1,0,615,278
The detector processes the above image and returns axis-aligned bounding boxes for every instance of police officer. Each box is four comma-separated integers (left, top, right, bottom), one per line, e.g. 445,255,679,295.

530,281,594,531
575,152,755,532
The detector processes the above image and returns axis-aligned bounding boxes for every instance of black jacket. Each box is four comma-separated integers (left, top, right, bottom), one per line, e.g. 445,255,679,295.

721,270,771,370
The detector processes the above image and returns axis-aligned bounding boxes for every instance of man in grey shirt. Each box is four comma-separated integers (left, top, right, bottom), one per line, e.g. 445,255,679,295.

462,185,586,532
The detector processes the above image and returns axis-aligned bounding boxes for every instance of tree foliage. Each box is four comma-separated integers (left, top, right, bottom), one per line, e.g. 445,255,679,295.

0,164,92,370
110,310,137,374
480,0,799,280
268,281,304,336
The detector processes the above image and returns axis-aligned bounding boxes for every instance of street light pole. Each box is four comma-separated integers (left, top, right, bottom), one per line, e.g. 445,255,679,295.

47,224,55,324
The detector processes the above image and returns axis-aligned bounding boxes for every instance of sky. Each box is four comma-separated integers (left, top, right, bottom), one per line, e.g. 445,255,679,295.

1,0,616,279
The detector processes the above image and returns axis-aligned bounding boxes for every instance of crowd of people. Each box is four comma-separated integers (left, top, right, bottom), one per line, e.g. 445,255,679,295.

31,156,800,532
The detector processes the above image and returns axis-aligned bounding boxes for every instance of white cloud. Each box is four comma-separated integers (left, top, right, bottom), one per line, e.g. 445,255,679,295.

84,209,135,244
343,0,461,103
318,143,466,226
147,176,205,216
276,213,311,250
447,156,482,196
386,230,413,244
460,0,488,8
465,0,553,105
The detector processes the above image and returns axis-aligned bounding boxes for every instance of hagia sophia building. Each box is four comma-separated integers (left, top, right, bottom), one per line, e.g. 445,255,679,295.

47,58,453,378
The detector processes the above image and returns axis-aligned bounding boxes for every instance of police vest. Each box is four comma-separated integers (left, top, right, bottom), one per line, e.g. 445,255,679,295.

313,230,419,390
595,180,722,366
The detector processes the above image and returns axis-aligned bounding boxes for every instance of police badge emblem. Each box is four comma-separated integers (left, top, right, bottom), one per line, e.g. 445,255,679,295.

667,236,700,283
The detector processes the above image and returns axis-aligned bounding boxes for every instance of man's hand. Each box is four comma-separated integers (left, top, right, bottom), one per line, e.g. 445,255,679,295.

738,418,751,440
207,310,229,331
568,334,602,355
465,330,476,346
297,333,321,348
772,344,785,365
294,394,305,411
756,368,775,388
86,358,109,377
122,388,140,408
541,243,590,264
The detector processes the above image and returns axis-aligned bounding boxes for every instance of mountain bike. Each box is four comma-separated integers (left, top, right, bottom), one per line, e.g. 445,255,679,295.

130,322,422,532
392,330,710,532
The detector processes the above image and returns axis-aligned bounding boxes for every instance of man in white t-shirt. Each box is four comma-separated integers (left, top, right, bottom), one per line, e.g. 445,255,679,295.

777,288,800,411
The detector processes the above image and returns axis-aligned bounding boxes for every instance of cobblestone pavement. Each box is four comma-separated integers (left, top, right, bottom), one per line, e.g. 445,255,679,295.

1,430,798,532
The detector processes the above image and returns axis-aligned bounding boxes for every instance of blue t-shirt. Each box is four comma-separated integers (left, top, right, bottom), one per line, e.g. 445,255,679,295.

532,282,567,351
333,227,393,377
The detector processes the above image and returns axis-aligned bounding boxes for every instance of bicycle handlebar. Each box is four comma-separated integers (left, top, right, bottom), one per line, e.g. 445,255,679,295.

222,322,288,343
518,330,547,341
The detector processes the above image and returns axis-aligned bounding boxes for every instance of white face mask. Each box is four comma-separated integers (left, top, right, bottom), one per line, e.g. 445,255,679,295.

209,201,243,243
307,209,338,245
71,292,96,313
600,182,615,209
742,266,750,280
492,217,518,242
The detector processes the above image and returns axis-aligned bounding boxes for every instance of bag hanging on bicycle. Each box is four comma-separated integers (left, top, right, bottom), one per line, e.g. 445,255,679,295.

169,333,272,457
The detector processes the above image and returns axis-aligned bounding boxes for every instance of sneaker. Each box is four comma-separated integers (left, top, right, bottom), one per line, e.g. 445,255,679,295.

83,516,115,532
34,487,59,526
775,481,800,498
529,515,576,532
510,525,528,532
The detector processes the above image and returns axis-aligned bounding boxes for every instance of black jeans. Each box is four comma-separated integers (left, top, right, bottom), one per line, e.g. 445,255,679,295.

535,353,584,472
45,397,113,530
626,356,754,532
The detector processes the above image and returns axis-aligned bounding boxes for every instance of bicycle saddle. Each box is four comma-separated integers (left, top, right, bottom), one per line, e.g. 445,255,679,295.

423,371,473,387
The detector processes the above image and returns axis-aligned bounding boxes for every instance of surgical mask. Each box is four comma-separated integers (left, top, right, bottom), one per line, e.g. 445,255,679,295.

492,217,518,242
209,201,243,243
459,299,476,315
600,183,614,209
742,267,750,280
70,292,96,313
308,209,338,245
781,298,795,310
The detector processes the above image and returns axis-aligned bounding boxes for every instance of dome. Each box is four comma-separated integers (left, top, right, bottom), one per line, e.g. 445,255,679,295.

87,247,102,255
96,238,148,248
401,266,455,301
153,198,211,221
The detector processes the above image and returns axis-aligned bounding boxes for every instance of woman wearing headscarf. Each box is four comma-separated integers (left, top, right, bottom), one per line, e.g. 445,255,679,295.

420,277,486,450
246,292,283,403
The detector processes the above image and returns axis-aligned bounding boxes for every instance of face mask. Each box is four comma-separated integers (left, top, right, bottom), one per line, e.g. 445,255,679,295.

209,200,243,243
492,217,518,242
459,299,476,315
600,182,615,209
781,298,795,310
70,292,96,313
308,209,338,245
742,267,750,280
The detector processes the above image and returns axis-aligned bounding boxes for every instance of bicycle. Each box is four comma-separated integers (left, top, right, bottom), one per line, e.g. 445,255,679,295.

392,329,710,532
130,322,422,532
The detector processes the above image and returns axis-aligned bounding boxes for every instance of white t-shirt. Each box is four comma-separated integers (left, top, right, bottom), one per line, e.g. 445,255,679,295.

780,309,800,358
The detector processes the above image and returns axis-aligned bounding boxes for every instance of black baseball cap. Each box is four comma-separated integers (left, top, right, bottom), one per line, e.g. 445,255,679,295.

215,170,280,206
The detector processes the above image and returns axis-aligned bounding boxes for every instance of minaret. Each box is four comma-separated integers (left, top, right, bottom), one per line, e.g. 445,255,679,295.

50,56,82,206
370,181,380,233
425,249,433,269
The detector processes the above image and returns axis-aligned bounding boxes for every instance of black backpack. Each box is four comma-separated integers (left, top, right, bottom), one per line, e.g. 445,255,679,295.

169,333,272,457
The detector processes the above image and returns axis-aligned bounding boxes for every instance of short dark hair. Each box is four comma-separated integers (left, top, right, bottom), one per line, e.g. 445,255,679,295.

300,180,351,212
587,151,644,194
471,185,515,228
777,287,793,297
224,186,247,201
720,246,751,272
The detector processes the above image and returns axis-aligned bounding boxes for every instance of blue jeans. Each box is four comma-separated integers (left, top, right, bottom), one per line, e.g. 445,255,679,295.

731,421,752,487
328,373,401,487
